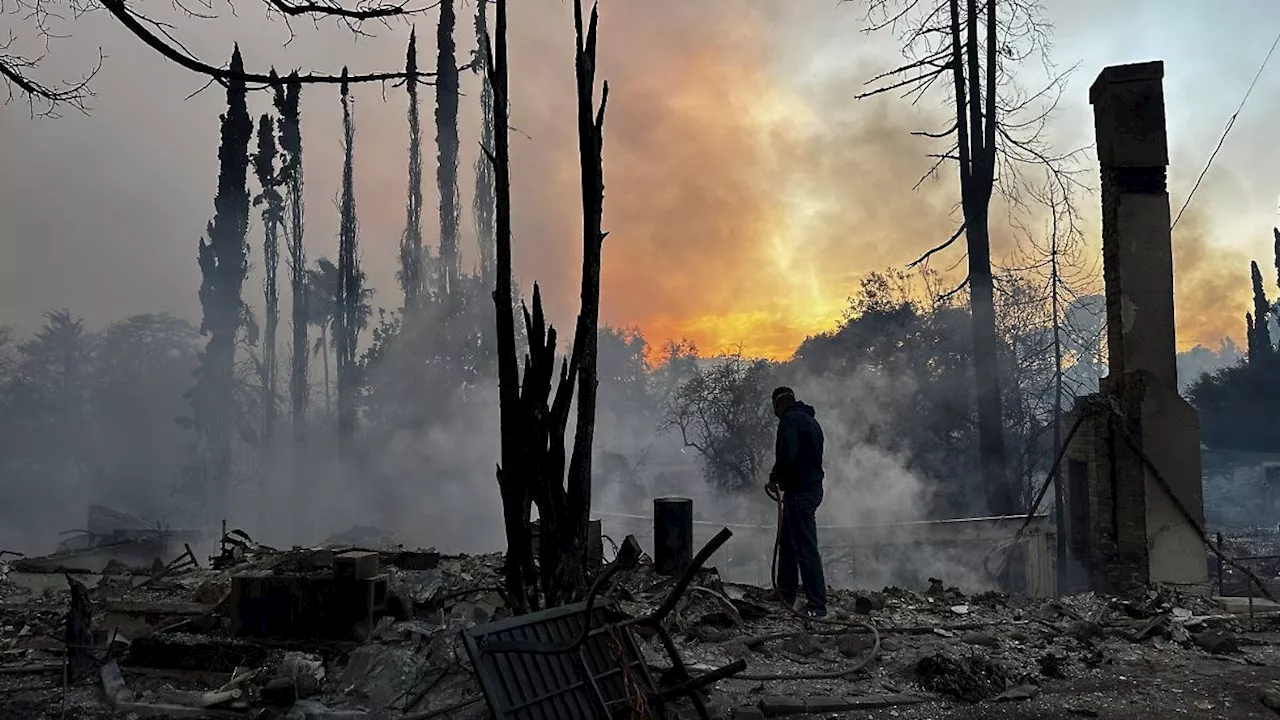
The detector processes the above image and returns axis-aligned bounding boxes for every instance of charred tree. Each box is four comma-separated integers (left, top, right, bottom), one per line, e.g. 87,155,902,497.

949,0,1007,514
191,45,252,515
485,0,608,611
253,114,284,443
472,0,496,286
560,0,608,598
1274,228,1280,295
400,31,425,307
860,0,1082,515
436,0,461,308
274,74,309,450
485,0,534,613
336,71,361,445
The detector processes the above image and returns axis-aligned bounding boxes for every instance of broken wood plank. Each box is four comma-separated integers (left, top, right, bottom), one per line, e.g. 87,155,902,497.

0,663,62,675
104,600,221,616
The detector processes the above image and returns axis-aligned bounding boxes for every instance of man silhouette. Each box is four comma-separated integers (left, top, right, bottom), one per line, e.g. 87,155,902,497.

766,386,827,618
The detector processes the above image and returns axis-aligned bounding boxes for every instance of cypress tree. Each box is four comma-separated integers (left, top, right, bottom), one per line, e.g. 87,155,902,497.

192,45,252,514
400,30,424,307
436,0,461,307
336,70,361,445
1251,260,1272,358
472,0,496,286
253,114,283,443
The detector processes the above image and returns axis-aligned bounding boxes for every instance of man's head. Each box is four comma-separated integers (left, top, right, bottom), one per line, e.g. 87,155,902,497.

771,386,797,418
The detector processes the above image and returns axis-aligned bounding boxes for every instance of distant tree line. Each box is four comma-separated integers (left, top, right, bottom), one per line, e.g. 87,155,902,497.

1187,231,1280,453
660,267,1107,518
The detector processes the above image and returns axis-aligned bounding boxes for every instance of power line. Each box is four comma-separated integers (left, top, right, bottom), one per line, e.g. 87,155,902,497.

1170,28,1280,231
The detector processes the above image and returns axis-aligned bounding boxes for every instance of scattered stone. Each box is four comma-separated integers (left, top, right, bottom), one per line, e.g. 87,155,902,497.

1193,629,1241,655
1066,620,1105,641
832,632,876,658
1259,689,1280,714
721,639,751,660
994,684,1040,701
961,631,1000,647
914,653,1010,702
854,592,887,615
781,633,822,658
1038,652,1068,679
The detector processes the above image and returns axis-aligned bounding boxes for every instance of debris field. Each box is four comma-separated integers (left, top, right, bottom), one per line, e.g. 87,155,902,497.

1,522,1280,719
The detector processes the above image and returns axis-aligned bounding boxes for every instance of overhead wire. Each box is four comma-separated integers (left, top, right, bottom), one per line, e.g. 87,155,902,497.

1171,27,1280,231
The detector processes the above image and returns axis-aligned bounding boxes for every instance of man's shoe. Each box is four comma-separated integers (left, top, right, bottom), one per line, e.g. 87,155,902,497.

803,605,828,619
775,595,797,611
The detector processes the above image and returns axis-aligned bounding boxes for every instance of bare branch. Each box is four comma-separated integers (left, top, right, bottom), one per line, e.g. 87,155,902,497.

0,32,99,116
101,0,436,86
855,62,948,100
907,223,965,269
938,274,970,301
912,122,957,139
264,0,434,20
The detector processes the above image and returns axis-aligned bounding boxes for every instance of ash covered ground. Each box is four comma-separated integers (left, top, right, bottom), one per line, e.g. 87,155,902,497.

1,522,1279,720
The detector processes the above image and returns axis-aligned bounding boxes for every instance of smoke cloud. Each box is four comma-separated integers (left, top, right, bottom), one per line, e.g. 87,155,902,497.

1172,204,1255,349
2,0,1279,586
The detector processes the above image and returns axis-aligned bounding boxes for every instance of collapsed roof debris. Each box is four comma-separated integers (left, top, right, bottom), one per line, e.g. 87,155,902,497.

0,520,1278,719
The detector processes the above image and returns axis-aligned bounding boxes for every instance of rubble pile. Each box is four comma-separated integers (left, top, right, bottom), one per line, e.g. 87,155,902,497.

0,534,1277,719
1216,530,1280,597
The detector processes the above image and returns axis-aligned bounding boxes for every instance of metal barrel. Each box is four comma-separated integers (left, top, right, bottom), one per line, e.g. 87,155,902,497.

653,497,693,576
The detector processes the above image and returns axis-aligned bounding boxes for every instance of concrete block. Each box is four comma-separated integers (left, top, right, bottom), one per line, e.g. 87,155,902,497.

334,550,379,580
231,572,388,641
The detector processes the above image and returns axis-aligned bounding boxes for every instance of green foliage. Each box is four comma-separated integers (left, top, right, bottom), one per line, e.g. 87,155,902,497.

1249,260,1273,361
1189,355,1280,452
0,312,201,543
661,348,776,493
1188,237,1280,452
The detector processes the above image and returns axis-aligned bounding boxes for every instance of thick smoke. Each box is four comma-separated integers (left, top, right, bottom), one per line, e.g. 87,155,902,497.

1172,204,1255,349
2,0,1276,592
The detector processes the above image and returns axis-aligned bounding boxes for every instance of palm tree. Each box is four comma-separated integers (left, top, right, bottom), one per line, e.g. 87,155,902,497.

305,257,372,414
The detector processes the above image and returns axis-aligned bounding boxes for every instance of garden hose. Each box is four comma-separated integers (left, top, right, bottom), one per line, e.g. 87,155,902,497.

747,484,881,680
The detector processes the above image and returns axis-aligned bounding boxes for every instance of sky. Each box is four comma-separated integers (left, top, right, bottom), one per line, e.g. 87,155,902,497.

1,0,1279,360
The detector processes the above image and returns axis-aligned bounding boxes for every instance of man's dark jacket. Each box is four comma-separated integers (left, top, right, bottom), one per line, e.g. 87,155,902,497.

770,402,824,493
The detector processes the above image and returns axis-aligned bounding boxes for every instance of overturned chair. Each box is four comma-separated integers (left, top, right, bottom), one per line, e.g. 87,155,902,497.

461,528,744,720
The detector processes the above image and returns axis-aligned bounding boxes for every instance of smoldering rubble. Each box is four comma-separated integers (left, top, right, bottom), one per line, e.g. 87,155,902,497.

2,517,1280,720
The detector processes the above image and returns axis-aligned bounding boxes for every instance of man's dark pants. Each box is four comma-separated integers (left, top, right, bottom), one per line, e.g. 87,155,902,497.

778,486,826,611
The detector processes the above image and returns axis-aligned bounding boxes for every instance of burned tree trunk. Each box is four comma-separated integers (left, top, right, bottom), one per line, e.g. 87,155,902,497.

336,70,360,445
950,0,1011,514
273,74,309,462
485,0,608,611
436,0,461,309
485,0,536,613
400,31,425,308
253,114,284,444
192,45,252,516
559,0,608,600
